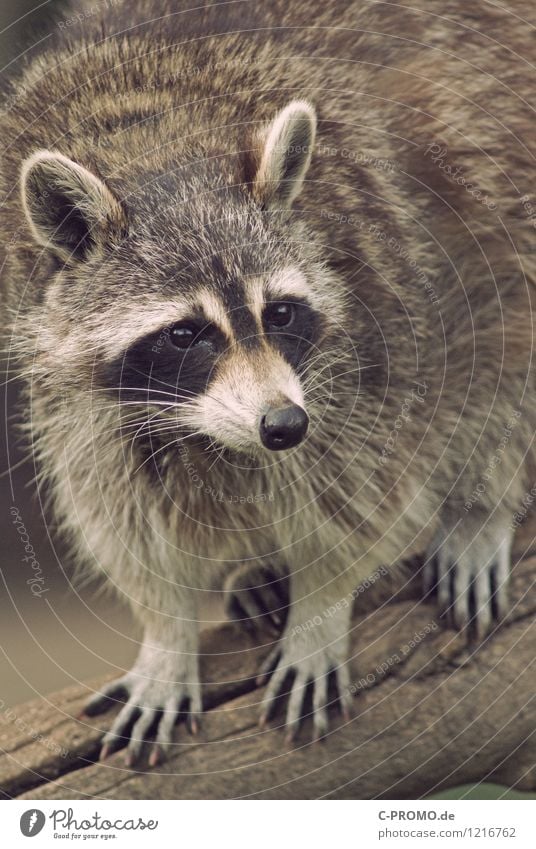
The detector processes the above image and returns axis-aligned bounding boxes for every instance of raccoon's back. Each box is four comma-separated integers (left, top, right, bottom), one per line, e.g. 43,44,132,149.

2,0,535,180
2,0,535,311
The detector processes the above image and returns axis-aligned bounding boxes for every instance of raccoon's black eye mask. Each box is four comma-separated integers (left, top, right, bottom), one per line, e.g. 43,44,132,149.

106,299,322,404
108,316,224,404
262,298,321,371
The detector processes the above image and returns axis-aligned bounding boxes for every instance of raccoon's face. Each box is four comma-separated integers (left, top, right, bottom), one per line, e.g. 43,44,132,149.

112,262,340,455
20,101,350,458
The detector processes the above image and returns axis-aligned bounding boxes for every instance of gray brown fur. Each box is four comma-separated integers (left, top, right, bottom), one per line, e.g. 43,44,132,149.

1,0,535,761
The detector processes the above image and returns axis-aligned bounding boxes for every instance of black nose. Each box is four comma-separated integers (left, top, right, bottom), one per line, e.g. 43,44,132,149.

260,404,309,451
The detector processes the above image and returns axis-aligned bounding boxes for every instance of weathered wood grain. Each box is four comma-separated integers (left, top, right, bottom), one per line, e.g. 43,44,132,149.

2,522,535,800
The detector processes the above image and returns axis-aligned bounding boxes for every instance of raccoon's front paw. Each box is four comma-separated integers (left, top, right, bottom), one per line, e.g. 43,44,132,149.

82,652,201,767
224,563,289,633
423,515,512,637
257,620,352,742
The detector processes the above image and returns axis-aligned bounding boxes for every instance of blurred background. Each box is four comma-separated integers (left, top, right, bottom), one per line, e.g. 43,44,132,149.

0,0,532,800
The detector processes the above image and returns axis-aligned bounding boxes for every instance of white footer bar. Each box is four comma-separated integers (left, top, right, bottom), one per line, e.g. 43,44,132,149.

4,799,534,848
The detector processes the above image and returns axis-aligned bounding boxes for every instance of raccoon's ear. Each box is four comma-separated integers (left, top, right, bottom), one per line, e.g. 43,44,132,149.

20,150,127,262
252,100,316,208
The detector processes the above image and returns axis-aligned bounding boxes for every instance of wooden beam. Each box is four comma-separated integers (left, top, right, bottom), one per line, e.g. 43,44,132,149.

2,525,535,799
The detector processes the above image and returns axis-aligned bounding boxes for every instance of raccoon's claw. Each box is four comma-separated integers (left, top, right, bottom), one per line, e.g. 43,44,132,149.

423,518,512,638
257,640,352,742
83,677,129,718
224,563,289,633
82,673,202,767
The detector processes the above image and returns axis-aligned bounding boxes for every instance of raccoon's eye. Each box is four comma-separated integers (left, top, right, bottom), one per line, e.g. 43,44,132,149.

264,302,295,329
170,322,206,349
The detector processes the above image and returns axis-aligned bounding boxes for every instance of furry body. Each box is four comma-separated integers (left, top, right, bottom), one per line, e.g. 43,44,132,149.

2,1,535,760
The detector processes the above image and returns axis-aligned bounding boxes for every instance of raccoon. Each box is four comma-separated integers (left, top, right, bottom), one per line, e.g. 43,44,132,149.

2,0,535,766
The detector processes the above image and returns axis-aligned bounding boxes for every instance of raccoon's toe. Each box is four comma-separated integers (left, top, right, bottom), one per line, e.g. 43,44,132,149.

81,673,201,767
257,625,352,743
258,648,352,743
224,563,289,633
424,517,512,638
